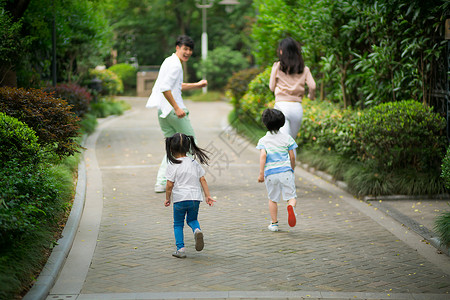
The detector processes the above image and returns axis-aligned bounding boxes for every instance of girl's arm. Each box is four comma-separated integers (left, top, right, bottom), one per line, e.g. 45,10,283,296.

165,181,174,207
289,149,295,170
199,176,216,206
258,149,267,182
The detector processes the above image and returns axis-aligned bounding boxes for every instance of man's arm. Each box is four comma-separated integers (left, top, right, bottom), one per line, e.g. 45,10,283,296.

163,90,186,118
181,80,207,91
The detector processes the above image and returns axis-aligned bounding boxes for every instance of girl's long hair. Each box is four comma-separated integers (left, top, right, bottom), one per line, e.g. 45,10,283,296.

165,133,209,165
278,37,305,75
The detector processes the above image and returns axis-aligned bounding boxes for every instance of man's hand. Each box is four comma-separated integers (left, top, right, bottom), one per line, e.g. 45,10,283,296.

164,199,171,207
197,79,208,88
174,107,186,118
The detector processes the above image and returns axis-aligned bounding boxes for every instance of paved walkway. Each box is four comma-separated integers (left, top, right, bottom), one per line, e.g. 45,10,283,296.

44,97,450,300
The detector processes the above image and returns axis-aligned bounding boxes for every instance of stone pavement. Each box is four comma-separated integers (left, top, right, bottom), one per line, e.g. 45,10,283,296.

43,97,450,300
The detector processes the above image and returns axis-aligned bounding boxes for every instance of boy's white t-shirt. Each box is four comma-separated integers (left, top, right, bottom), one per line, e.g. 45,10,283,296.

166,156,205,203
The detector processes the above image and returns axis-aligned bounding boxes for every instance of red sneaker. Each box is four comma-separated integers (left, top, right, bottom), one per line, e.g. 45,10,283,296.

287,205,296,227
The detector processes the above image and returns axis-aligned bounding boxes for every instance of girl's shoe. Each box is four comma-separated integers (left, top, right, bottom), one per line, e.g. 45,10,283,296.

268,222,279,232
287,205,297,227
194,229,204,251
172,249,186,258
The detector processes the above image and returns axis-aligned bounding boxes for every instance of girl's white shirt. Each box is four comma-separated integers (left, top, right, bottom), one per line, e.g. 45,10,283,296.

166,156,205,203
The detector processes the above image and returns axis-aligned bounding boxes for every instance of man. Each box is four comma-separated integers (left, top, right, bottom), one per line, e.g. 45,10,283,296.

146,35,207,192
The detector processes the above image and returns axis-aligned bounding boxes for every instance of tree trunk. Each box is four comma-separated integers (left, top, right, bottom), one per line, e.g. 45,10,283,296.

0,65,17,87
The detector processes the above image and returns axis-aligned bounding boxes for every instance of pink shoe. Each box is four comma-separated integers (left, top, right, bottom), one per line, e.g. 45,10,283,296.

287,205,296,227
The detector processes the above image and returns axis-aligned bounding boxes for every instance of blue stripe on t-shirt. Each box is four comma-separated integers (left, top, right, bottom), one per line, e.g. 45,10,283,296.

265,166,293,177
266,151,290,163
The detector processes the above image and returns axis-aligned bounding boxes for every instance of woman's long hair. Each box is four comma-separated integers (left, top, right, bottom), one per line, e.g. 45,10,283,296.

278,37,305,75
165,133,209,165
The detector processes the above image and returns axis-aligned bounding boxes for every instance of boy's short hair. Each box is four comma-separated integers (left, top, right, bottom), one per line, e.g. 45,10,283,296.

176,35,194,50
262,108,285,133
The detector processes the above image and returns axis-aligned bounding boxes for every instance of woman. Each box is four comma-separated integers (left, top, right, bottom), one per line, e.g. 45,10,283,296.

269,37,316,150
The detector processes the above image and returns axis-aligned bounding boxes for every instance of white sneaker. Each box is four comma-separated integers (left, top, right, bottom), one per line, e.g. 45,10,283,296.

172,249,186,258
154,184,166,193
194,229,204,251
268,222,279,232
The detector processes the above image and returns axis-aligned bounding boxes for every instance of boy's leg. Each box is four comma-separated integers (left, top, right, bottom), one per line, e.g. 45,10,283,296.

268,199,278,223
173,202,187,250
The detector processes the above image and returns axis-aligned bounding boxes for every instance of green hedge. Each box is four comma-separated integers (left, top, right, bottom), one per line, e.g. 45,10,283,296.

109,63,137,89
0,87,81,159
228,67,448,196
0,112,42,167
89,69,123,95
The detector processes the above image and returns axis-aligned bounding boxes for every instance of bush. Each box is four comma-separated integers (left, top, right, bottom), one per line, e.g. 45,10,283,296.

226,67,263,110
90,98,129,118
108,63,137,89
0,160,62,245
239,67,274,124
43,83,92,117
0,87,80,157
441,146,450,189
195,46,249,91
0,87,81,158
434,205,450,248
89,69,124,95
0,112,42,167
298,98,359,159
356,100,447,172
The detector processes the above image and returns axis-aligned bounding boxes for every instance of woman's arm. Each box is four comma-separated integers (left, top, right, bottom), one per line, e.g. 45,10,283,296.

269,62,278,92
305,67,316,100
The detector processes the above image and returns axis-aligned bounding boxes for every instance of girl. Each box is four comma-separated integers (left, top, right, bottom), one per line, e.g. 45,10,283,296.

270,37,316,155
164,133,216,258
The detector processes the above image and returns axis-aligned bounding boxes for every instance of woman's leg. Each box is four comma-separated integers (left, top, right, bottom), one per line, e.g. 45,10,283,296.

274,102,303,140
173,202,188,250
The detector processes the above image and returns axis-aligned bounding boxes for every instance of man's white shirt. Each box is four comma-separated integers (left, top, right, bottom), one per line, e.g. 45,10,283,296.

145,53,186,118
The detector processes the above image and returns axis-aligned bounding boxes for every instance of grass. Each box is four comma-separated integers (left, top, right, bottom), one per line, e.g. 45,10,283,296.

90,97,131,118
185,90,224,102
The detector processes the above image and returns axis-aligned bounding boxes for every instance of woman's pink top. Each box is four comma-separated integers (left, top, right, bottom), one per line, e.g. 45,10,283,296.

269,61,316,102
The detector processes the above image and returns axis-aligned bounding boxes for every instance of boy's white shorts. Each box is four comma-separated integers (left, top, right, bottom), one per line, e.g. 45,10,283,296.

264,171,297,202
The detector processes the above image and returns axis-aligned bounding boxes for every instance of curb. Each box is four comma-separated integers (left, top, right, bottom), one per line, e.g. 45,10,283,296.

23,140,88,300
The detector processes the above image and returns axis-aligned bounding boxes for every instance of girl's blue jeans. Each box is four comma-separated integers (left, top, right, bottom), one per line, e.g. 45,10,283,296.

173,200,201,250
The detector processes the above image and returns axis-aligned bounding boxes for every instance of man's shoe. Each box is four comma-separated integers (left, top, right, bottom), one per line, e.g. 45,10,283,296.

194,229,204,251
287,205,297,227
154,184,166,193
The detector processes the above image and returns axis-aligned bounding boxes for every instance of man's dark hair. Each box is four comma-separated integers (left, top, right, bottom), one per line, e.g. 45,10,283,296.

262,108,285,133
176,35,194,50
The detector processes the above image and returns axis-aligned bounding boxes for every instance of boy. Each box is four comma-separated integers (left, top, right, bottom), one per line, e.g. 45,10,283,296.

146,35,207,193
257,108,298,231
